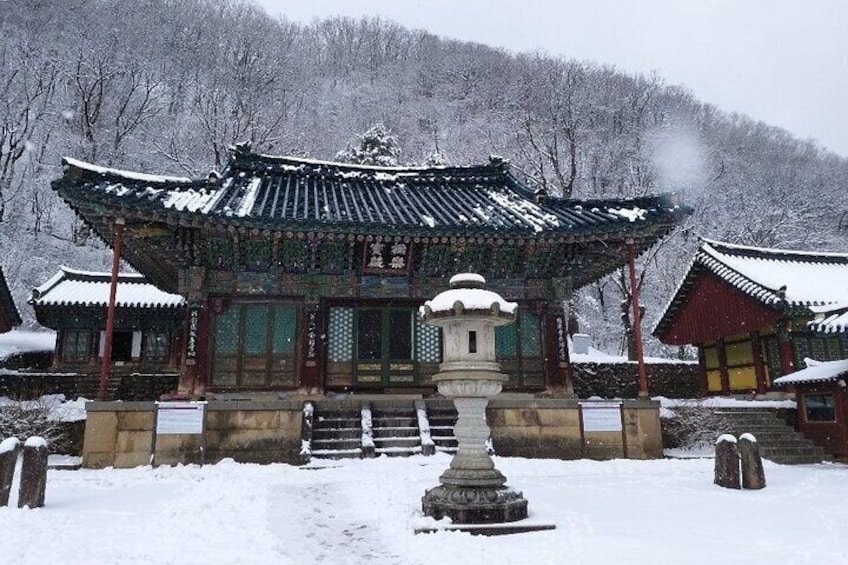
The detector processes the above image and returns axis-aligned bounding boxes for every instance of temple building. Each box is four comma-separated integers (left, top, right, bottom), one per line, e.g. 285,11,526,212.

654,239,848,395
52,144,689,397
0,266,21,334
30,267,185,374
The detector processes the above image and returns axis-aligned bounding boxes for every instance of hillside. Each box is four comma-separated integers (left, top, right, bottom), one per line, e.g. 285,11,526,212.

1,0,847,355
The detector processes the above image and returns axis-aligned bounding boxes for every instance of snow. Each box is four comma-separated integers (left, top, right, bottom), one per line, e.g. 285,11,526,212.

63,157,192,184
772,357,848,386
701,239,848,308
0,394,89,422
24,436,47,448
607,206,647,222
1,455,847,563
31,267,185,308
740,433,757,443
0,330,55,361
0,437,19,454
236,177,262,217
422,288,518,315
716,434,737,444
449,273,486,285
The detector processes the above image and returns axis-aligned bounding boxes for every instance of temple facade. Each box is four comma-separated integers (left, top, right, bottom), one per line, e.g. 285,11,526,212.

53,144,689,397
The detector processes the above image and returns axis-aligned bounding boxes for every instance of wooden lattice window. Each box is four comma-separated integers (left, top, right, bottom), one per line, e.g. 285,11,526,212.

62,330,90,362
143,331,170,363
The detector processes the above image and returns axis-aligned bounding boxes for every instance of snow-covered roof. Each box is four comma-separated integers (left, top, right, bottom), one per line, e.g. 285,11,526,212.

655,238,848,340
773,358,848,386
811,310,848,334
31,267,185,309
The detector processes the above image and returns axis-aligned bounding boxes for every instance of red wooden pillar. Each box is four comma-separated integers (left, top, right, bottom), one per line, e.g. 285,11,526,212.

98,217,125,401
697,346,708,397
717,338,730,393
626,240,649,398
778,322,795,376
178,302,206,396
751,331,768,394
300,301,324,392
543,302,573,394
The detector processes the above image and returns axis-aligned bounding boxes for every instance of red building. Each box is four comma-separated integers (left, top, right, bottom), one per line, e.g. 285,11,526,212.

654,239,848,395
0,266,21,333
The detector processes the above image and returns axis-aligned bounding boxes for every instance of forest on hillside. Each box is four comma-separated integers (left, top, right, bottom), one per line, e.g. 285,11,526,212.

2,0,847,356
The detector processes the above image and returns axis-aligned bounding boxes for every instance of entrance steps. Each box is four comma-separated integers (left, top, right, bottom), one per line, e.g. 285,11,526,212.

305,400,459,460
714,408,824,465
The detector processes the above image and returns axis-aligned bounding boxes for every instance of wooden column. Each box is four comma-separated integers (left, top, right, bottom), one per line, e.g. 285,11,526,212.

98,217,125,401
626,240,648,398
751,331,768,394
543,302,573,394
778,322,795,377
717,338,730,393
697,346,709,397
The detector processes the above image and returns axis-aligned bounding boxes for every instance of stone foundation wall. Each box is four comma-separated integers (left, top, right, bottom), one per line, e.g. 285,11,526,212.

83,400,304,469
488,399,662,460
83,398,662,468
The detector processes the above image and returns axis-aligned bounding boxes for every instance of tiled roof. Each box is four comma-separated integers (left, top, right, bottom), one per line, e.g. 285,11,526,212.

654,239,848,338
773,358,848,386
0,266,22,329
55,147,687,239
31,267,185,309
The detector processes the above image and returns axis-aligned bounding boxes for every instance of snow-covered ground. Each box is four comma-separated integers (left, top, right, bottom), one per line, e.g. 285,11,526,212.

1,454,845,564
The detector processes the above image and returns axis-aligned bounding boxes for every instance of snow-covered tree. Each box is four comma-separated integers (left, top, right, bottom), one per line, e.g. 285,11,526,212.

335,123,402,166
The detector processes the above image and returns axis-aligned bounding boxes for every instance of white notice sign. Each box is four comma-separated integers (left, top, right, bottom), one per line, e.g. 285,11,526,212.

580,401,623,432
156,402,206,435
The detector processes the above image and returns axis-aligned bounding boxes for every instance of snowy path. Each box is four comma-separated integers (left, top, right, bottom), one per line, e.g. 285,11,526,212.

270,473,406,564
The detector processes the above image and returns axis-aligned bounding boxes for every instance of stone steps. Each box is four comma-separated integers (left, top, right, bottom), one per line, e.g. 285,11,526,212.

427,404,459,454
713,408,824,465
371,407,422,457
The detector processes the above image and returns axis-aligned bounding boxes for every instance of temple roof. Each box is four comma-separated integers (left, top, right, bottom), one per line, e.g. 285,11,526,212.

31,267,185,309
55,147,687,238
0,266,22,331
654,239,848,340
773,358,848,386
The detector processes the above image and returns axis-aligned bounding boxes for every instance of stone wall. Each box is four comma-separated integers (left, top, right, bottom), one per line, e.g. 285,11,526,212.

488,398,663,460
83,400,304,469
572,361,700,399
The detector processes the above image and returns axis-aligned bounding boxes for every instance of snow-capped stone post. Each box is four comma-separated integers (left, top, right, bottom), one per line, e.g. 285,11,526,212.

739,433,766,490
0,437,21,507
714,434,740,489
18,436,49,508
420,273,528,523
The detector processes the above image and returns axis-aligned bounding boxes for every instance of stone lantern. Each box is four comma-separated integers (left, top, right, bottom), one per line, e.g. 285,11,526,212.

419,273,528,524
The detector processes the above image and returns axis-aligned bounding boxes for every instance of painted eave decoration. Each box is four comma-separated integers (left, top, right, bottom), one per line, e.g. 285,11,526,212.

30,266,186,309
53,145,690,239
654,239,848,343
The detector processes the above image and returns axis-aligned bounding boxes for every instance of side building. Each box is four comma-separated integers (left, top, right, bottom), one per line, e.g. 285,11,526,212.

53,145,690,397
654,239,848,395
0,265,22,333
31,267,185,376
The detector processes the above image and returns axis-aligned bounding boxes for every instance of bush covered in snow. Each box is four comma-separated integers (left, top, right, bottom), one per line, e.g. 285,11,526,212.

660,404,731,449
0,395,84,454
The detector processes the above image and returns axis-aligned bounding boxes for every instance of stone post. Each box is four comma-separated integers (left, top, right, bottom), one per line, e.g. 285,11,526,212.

714,434,740,489
18,436,49,508
739,433,766,490
0,437,20,507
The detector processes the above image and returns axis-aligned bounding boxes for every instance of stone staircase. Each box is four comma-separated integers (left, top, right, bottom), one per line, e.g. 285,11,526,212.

715,408,824,465
371,405,422,457
310,407,363,459
425,401,459,455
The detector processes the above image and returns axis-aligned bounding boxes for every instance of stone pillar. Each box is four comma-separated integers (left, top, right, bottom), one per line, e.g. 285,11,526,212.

714,434,740,489
0,437,20,507
739,434,766,490
18,437,48,508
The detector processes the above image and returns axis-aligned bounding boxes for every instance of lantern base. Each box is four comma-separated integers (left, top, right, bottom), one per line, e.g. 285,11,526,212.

422,485,528,524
